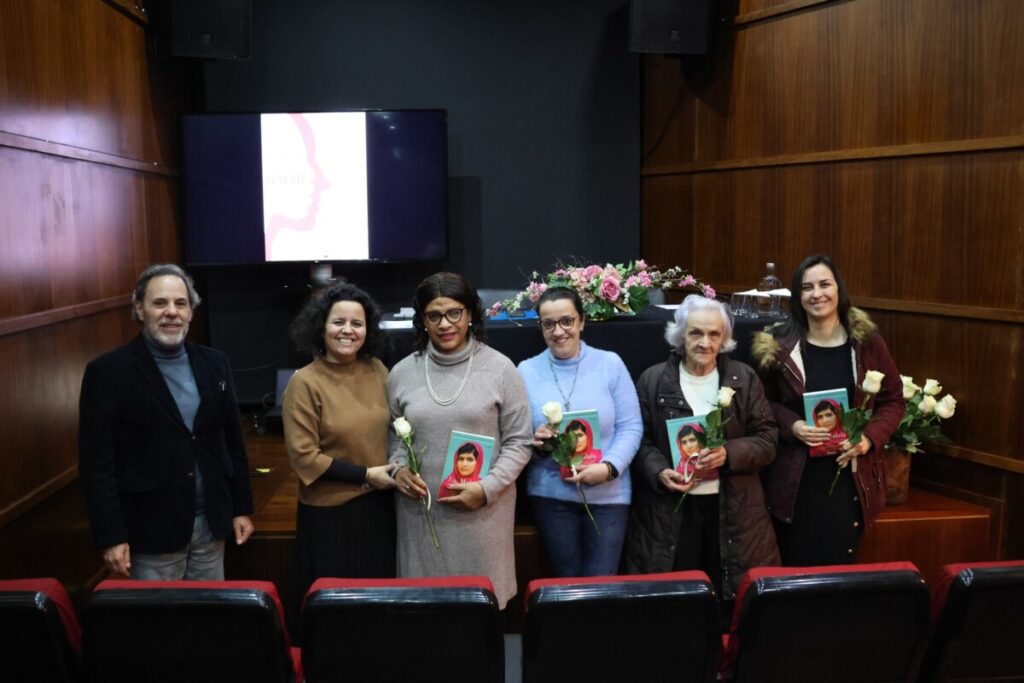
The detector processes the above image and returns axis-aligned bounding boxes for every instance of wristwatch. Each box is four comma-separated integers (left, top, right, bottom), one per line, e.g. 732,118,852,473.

605,462,619,481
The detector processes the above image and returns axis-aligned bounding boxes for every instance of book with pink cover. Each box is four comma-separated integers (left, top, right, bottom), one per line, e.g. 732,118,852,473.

803,388,850,457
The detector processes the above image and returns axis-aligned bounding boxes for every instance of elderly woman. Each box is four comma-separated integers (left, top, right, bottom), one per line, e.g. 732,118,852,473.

389,272,532,609
517,287,642,577
623,294,779,606
282,282,397,595
752,255,904,565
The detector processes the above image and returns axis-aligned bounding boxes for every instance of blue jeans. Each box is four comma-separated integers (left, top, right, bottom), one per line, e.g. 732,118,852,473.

530,496,629,577
131,514,226,581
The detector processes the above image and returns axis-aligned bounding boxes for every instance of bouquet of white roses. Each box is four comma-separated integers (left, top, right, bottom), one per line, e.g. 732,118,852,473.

488,260,715,321
887,376,956,454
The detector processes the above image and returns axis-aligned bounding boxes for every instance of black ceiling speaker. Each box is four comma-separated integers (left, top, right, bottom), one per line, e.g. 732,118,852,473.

148,0,252,60
629,0,714,55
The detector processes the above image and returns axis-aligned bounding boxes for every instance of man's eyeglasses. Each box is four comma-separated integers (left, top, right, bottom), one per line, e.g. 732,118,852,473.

539,316,578,332
423,307,466,325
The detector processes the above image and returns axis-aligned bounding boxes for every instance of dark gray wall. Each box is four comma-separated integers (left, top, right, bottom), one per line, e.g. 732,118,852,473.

201,0,640,288
197,0,641,402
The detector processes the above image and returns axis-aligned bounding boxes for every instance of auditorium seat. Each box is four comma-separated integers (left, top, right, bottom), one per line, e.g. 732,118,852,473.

918,560,1024,682
83,579,300,683
521,571,720,683
0,578,83,682
723,562,930,682
301,576,503,683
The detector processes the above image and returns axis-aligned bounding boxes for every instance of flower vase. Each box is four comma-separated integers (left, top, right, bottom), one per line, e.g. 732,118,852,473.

881,446,911,505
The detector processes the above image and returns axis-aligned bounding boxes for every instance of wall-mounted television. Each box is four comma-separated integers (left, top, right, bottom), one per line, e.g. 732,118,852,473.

182,110,448,265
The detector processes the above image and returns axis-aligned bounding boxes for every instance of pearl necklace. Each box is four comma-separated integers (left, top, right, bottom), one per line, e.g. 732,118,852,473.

424,348,475,406
548,350,581,411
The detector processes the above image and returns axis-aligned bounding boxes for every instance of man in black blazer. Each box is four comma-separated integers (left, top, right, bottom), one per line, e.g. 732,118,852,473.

79,264,255,579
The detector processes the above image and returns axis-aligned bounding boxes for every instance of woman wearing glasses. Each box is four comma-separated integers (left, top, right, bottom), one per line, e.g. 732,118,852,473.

517,287,642,576
388,272,532,609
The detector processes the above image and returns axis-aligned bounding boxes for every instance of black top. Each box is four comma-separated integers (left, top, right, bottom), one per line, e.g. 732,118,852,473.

803,340,855,404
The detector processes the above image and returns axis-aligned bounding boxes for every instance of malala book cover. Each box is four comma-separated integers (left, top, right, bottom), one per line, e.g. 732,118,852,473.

664,415,719,484
438,431,494,498
802,388,850,457
555,409,602,480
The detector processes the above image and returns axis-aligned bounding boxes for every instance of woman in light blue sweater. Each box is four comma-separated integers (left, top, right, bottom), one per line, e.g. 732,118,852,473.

517,287,643,576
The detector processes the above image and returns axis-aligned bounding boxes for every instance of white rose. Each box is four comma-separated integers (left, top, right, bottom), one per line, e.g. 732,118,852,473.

392,417,413,438
862,370,885,395
542,401,563,425
935,394,957,419
918,395,937,414
717,386,736,408
900,375,920,400
923,379,942,396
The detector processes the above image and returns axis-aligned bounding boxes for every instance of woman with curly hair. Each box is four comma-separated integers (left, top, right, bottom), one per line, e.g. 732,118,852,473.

283,282,397,592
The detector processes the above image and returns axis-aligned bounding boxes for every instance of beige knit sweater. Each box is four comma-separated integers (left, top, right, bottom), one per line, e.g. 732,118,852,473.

282,355,390,507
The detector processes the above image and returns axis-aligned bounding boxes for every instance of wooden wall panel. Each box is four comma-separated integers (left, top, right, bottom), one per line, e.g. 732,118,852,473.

641,0,1024,555
0,0,186,534
641,174,693,270
688,0,1024,164
871,311,1024,460
0,0,177,164
0,310,135,522
686,152,1024,308
0,146,154,320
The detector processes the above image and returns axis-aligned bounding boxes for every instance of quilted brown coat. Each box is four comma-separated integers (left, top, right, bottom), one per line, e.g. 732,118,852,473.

623,351,780,599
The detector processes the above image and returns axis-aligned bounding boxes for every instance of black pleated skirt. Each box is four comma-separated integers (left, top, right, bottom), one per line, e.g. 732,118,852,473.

296,490,397,597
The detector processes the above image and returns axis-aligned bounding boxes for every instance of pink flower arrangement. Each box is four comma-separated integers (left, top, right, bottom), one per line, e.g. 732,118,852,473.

488,260,714,321
599,277,621,302
526,281,548,302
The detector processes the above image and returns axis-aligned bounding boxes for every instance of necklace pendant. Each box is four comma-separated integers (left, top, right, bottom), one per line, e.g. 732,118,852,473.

564,401,571,411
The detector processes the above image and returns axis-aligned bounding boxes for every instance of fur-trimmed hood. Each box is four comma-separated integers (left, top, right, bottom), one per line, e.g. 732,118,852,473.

750,306,878,370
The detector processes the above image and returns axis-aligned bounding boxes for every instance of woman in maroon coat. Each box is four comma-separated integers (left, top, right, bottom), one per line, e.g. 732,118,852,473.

752,255,905,566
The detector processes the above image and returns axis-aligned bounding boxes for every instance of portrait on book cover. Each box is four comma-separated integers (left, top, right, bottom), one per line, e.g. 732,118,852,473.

556,410,603,480
804,393,850,457
664,416,720,484
673,422,704,482
439,441,483,498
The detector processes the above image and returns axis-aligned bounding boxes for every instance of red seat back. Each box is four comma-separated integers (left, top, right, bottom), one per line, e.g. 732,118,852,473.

919,560,1024,682
0,578,82,682
84,579,299,683
302,576,503,683
725,562,930,682
522,571,720,683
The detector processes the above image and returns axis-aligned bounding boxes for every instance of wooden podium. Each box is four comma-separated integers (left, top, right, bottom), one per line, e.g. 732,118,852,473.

859,487,994,586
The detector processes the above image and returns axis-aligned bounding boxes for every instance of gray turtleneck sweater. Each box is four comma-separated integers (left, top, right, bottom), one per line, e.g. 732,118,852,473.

387,337,532,608
145,336,205,515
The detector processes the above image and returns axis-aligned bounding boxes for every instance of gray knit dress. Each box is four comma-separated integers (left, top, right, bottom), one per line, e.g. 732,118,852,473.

387,337,533,608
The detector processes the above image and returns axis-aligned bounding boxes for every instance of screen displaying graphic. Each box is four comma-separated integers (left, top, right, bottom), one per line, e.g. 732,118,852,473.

183,110,448,265
260,113,369,262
